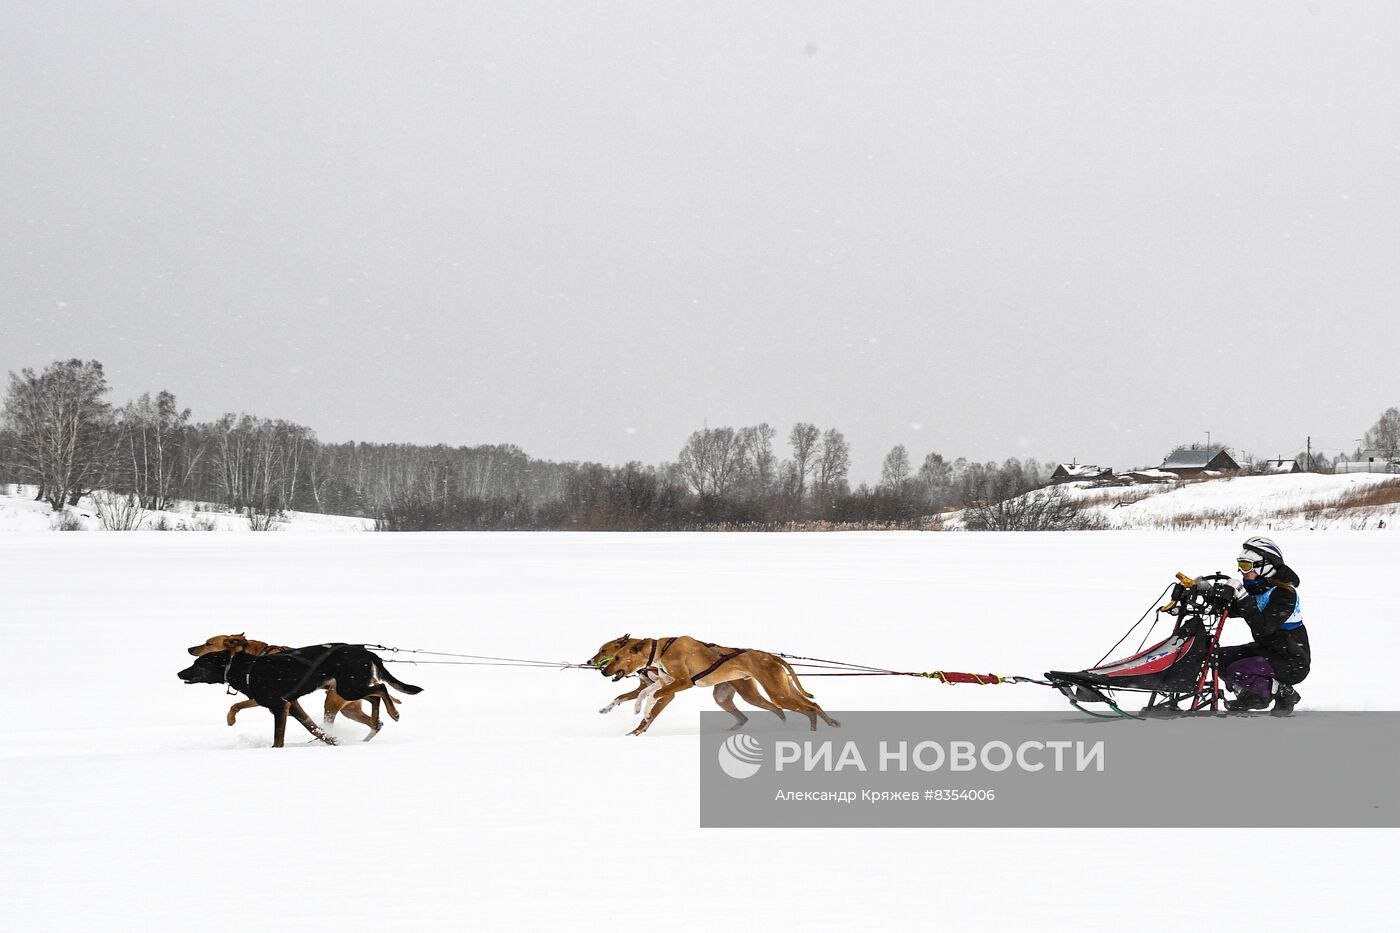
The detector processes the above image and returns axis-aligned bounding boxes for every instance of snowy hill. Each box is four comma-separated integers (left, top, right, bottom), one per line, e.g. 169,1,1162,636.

1066,472,1400,530
941,472,1400,532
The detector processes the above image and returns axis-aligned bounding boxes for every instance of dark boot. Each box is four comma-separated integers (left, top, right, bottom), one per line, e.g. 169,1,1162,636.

1271,683,1301,717
1226,691,1271,712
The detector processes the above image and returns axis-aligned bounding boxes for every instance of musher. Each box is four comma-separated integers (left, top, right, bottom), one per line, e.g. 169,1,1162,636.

1217,536,1309,715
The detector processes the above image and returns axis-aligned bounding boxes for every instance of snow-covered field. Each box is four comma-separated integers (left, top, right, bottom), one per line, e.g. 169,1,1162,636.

1,530,1395,932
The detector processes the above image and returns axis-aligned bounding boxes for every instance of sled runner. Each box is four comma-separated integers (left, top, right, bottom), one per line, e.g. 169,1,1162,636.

1046,572,1232,719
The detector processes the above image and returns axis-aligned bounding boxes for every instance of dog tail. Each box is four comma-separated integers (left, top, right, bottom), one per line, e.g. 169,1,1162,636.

372,655,424,695
777,658,815,698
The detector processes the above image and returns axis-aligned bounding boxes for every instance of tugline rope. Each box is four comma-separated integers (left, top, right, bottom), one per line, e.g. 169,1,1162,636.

362,645,593,670
380,659,593,669
775,652,1047,687
360,644,1049,685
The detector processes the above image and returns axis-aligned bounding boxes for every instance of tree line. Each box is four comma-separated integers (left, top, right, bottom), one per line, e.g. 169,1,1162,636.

0,358,1061,530
11,359,1389,530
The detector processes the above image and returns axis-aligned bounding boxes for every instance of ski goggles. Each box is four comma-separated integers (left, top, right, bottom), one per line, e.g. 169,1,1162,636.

1237,558,1263,572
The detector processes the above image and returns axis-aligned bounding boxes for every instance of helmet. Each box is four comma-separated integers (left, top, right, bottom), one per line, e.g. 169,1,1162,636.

1238,536,1284,576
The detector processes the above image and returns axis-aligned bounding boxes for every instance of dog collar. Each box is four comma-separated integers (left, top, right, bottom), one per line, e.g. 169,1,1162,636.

221,653,239,695
222,653,255,690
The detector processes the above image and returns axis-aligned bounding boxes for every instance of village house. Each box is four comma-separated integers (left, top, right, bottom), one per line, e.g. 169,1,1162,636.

1262,458,1301,474
1049,462,1113,484
1159,445,1240,478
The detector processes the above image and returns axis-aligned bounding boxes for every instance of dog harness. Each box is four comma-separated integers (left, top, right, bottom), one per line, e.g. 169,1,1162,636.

280,643,352,701
690,649,748,683
645,637,678,667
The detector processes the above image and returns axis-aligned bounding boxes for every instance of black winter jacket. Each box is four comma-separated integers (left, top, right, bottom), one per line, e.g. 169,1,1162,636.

1227,563,1310,684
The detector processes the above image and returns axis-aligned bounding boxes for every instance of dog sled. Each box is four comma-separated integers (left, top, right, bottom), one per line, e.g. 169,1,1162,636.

1045,572,1233,719
757,571,1240,721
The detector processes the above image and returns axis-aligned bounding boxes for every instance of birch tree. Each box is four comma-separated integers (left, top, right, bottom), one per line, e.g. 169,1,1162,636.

2,359,114,509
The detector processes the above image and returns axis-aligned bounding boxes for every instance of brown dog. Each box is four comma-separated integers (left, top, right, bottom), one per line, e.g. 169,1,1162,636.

588,635,839,736
187,634,394,734
597,659,787,729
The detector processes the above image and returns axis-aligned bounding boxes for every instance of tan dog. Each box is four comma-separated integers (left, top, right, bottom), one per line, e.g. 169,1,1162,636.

187,634,393,734
588,635,839,735
597,658,787,729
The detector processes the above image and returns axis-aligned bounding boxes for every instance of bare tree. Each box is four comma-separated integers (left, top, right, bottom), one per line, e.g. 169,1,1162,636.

676,426,743,497
705,427,743,497
965,489,1103,531
785,422,820,502
92,490,149,531
880,444,912,492
917,450,953,505
736,423,777,494
677,430,710,495
2,359,114,509
814,429,850,508
208,414,315,511
116,390,191,510
1363,407,1400,453
245,505,283,531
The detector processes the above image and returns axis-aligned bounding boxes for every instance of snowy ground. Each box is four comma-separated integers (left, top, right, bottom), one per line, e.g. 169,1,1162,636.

0,484,373,532
1,530,1395,932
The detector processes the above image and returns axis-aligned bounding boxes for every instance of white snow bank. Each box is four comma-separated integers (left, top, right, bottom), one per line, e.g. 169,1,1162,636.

0,484,373,532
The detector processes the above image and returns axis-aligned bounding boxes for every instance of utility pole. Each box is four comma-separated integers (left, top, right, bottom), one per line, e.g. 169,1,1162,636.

1307,436,1312,472
1206,430,1211,449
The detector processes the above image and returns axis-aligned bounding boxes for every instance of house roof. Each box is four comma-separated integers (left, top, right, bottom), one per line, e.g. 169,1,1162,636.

1053,463,1109,477
1263,459,1299,473
1161,446,1235,469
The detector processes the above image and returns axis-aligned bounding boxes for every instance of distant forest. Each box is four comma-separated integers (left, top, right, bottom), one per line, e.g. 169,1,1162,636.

0,359,1059,530
6,359,1393,531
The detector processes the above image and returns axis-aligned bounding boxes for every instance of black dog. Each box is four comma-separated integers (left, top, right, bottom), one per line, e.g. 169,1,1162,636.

177,644,423,748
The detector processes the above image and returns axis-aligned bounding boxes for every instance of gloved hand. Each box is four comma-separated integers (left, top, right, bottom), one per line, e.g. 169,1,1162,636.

1198,574,1232,602
1228,575,1248,601
1209,581,1237,605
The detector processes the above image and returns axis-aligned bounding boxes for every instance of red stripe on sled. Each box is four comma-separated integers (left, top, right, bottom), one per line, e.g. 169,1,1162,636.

1087,636,1195,678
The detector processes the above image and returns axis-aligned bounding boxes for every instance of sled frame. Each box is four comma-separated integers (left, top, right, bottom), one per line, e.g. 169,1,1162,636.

1049,590,1231,719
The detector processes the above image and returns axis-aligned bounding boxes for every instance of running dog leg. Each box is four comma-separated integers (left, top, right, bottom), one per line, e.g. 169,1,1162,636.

364,695,383,741
288,699,340,746
637,675,668,716
226,698,259,726
600,672,653,715
271,701,289,748
630,680,690,736
711,683,748,730
729,678,786,722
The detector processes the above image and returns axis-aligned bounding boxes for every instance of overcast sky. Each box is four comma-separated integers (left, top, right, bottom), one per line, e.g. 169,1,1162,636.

3,2,1398,480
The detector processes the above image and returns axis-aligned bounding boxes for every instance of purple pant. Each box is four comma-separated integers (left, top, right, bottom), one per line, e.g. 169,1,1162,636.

1225,657,1275,698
